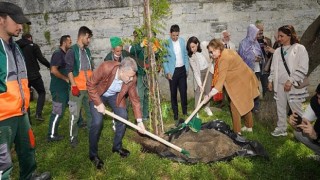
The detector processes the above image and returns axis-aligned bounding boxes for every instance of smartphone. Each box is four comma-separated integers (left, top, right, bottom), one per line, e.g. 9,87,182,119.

295,114,302,125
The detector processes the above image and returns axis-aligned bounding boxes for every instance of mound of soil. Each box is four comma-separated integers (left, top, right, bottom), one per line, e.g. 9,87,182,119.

134,128,240,163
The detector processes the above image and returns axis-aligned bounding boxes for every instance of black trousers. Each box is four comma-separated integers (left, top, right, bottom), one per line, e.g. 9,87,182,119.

169,66,188,119
28,77,46,116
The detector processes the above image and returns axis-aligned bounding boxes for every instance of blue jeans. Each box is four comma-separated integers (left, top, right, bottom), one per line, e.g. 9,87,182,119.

89,94,127,158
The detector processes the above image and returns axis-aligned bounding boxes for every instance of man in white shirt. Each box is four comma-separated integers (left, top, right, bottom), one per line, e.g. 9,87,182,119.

163,24,189,120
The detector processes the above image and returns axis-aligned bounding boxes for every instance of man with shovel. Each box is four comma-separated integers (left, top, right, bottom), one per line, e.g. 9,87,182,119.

87,57,145,169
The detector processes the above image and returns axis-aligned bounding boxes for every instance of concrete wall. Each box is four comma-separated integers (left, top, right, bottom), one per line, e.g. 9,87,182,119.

1,0,319,99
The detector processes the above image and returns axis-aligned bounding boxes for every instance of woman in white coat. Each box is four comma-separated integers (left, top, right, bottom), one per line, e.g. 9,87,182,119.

268,25,309,137
186,36,213,116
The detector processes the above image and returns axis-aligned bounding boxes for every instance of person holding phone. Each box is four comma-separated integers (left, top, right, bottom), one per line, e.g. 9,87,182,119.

288,83,320,160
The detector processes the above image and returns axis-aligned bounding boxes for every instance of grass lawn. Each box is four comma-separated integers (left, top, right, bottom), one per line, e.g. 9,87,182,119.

11,99,320,180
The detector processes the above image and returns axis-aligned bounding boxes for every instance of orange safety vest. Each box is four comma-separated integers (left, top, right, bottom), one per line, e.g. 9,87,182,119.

0,39,30,121
70,44,93,90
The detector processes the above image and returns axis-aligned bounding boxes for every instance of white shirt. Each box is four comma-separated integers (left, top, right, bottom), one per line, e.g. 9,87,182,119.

103,69,123,97
196,52,208,70
302,104,317,122
173,40,184,67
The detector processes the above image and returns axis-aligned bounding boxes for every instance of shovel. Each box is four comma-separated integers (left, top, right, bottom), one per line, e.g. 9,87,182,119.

104,110,190,157
165,67,212,135
165,94,213,135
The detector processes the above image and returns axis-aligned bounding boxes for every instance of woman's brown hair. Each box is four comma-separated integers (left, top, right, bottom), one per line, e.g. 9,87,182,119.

278,25,299,45
207,39,224,52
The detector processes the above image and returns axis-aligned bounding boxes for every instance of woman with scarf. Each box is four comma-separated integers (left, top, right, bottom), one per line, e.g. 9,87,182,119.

204,39,259,135
268,25,309,137
238,24,264,113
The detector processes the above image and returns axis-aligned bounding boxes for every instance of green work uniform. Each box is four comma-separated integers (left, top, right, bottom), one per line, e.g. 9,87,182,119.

48,48,70,138
130,44,149,119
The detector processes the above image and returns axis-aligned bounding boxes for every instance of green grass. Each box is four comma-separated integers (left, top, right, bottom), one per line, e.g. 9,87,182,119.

11,100,320,180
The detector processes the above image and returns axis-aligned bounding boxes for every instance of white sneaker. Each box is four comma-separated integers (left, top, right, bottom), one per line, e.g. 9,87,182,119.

241,126,253,132
204,107,213,116
271,128,287,137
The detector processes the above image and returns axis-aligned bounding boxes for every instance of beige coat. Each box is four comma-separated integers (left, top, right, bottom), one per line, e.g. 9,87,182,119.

214,49,260,116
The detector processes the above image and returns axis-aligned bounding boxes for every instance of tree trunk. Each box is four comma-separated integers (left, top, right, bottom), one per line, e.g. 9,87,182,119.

144,0,164,135
300,15,320,75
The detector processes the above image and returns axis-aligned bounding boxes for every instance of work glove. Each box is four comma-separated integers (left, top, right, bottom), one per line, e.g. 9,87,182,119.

95,103,106,115
136,119,146,134
71,85,80,97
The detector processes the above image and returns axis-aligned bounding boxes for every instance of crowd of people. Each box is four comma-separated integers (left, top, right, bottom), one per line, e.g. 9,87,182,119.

0,2,319,179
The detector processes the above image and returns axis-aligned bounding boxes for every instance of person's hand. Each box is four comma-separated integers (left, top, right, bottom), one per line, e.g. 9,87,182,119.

71,85,80,96
64,77,70,83
268,82,273,91
297,120,318,140
284,80,292,92
94,103,106,115
288,112,298,126
265,46,275,53
255,56,262,62
203,95,210,104
166,73,172,80
137,120,146,134
203,89,217,103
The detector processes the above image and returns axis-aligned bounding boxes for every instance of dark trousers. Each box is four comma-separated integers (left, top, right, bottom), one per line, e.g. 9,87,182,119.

169,66,188,119
28,77,46,116
89,94,127,158
0,114,36,180
254,72,261,111
48,88,69,138
260,73,269,97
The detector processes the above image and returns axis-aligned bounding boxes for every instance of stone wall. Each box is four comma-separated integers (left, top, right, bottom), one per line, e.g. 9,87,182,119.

1,0,319,99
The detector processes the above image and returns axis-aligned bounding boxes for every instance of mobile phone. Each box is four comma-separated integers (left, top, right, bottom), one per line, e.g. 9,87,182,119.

295,114,302,125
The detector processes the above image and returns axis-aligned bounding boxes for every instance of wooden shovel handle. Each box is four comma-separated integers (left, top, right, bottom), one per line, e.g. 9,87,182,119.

196,68,210,107
104,110,184,153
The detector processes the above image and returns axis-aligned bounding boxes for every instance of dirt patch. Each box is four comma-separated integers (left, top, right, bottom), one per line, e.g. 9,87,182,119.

133,128,241,163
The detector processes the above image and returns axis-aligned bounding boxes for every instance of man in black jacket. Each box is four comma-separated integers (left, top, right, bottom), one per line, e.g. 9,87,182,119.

16,33,50,121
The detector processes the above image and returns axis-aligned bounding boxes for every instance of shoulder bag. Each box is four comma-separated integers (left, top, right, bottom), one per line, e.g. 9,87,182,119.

280,47,309,89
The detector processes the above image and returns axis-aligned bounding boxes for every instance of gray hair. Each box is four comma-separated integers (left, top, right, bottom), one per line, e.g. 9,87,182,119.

119,57,138,72
220,30,230,38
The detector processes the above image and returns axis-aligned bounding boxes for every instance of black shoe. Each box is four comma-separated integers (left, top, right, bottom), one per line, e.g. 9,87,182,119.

47,135,64,142
90,156,104,169
30,172,51,180
35,114,44,121
112,148,130,158
70,138,78,148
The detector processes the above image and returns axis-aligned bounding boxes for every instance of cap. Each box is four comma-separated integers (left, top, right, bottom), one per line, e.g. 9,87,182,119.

0,2,31,25
110,36,122,48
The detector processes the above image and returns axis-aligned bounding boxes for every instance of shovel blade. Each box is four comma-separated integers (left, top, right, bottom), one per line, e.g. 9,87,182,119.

187,116,202,132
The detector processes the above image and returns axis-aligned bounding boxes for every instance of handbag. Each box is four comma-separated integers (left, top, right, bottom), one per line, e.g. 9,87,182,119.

280,47,309,89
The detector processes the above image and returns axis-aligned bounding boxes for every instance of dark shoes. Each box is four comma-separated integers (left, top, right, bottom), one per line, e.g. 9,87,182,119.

90,156,104,169
30,172,51,180
47,135,64,142
35,114,44,121
70,138,78,148
112,148,130,158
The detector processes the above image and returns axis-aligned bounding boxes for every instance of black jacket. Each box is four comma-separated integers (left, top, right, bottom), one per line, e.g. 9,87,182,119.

16,38,50,80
